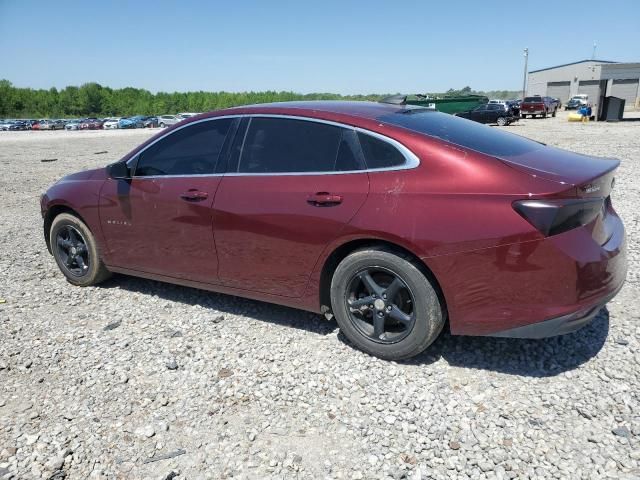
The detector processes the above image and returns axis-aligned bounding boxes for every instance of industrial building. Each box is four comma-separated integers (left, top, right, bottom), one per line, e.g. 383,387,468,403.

526,59,640,118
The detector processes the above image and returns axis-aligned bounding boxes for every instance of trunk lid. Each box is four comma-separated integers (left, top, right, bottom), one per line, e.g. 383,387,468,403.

495,146,619,191
499,147,619,245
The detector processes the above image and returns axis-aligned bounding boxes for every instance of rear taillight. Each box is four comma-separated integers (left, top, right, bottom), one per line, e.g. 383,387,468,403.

513,198,604,236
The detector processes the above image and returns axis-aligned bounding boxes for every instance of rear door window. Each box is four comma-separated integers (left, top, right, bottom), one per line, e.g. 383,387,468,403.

237,117,365,173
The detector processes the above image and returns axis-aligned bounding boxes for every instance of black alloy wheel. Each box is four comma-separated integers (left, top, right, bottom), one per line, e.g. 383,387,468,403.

345,267,417,344
330,248,445,360
55,225,90,277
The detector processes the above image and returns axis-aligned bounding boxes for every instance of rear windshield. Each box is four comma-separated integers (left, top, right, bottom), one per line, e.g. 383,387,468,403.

523,97,543,103
378,109,545,158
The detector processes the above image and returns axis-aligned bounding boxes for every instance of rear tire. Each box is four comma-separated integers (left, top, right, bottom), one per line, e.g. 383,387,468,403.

330,248,444,360
542,110,547,118
160,122,165,128
496,116,507,126
552,109,557,117
50,213,111,287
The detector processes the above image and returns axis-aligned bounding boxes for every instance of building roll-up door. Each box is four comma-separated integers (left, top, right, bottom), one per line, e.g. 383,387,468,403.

578,80,603,116
611,79,639,109
578,80,600,102
546,81,570,103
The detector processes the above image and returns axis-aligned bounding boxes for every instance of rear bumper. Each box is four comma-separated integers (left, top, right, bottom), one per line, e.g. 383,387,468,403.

428,211,627,337
488,284,622,338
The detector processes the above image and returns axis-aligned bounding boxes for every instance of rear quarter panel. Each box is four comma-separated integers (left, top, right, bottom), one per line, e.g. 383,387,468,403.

301,132,562,312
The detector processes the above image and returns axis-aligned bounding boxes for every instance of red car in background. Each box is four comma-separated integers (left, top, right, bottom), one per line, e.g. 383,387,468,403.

40,101,626,360
79,118,104,130
520,95,559,118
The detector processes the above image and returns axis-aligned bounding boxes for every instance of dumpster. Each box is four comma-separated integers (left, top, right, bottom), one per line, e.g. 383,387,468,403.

406,94,489,114
599,96,625,122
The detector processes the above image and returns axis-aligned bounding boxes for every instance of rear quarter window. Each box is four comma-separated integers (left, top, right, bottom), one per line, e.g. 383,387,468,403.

357,132,406,169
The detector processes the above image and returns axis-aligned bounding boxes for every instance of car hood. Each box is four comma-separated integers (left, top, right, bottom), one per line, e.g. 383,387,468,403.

58,167,107,183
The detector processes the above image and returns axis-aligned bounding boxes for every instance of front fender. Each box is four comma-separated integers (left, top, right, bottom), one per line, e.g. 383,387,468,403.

41,170,107,256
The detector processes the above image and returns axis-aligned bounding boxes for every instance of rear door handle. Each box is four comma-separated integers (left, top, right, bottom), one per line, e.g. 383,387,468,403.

307,192,343,207
180,189,209,201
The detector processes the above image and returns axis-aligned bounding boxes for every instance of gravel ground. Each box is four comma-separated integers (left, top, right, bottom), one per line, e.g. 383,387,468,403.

0,115,639,480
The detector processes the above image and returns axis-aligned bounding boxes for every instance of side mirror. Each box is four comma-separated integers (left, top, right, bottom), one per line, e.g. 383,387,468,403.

108,162,130,180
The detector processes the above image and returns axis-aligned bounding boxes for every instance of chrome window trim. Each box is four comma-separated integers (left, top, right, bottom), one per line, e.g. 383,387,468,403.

127,113,420,178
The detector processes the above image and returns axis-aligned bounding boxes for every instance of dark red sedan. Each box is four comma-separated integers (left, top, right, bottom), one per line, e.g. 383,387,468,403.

40,101,627,360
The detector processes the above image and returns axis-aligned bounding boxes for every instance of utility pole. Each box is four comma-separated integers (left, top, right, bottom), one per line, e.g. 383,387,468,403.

522,48,529,99
592,42,597,59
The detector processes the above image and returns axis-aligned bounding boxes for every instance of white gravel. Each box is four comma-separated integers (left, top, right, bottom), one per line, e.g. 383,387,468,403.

0,115,639,479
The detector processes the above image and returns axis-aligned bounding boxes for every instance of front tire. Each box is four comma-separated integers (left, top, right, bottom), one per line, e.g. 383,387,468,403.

330,248,444,360
159,122,165,128
496,116,507,126
50,213,111,286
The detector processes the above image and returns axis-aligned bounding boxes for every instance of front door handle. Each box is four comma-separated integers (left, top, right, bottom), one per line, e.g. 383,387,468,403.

307,192,343,207
180,189,208,201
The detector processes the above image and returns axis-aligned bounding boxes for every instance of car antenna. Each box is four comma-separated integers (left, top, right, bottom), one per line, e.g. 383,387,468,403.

379,94,407,105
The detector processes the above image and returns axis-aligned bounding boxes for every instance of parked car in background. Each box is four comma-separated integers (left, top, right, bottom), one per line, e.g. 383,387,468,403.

0,120,18,131
103,118,121,129
143,116,159,128
505,100,520,116
7,120,28,131
118,117,139,129
177,112,199,120
65,120,81,131
40,120,54,130
565,95,589,110
548,97,561,112
80,118,103,130
157,115,181,128
454,103,518,126
128,116,147,128
53,120,66,130
31,120,42,131
520,96,557,118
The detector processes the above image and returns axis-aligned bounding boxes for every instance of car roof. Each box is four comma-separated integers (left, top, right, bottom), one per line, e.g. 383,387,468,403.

124,101,443,164
193,101,419,124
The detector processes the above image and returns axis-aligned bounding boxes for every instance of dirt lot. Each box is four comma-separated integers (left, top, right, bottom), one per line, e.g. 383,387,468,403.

1,114,639,480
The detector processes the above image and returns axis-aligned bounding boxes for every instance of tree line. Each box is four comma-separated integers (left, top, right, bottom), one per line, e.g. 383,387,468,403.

0,80,520,118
